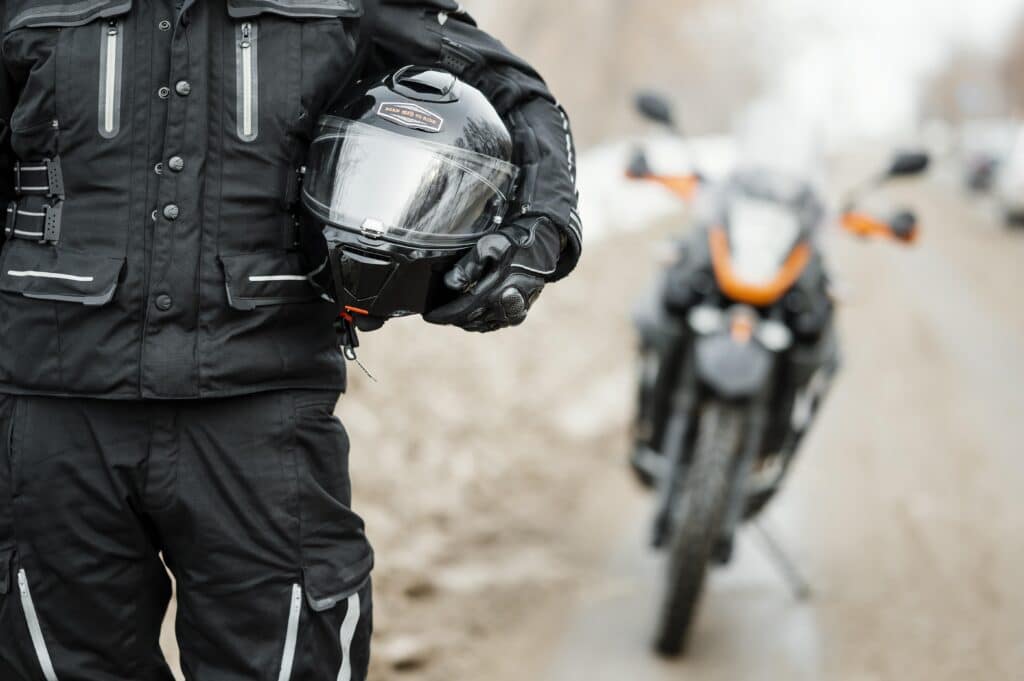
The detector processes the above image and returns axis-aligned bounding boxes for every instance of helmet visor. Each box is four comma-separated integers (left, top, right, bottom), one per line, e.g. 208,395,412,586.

302,118,519,248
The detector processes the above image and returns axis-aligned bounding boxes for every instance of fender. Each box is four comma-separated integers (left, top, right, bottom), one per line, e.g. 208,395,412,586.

694,333,774,400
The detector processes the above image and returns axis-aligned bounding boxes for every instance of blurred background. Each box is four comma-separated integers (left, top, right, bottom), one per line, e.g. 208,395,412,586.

167,1,1024,679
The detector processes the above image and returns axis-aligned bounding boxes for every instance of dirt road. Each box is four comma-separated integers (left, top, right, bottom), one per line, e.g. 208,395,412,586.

344,167,1024,681
536,172,1024,681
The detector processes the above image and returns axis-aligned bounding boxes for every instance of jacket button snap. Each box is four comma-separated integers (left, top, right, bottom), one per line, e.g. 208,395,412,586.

158,86,171,99
154,162,164,175
159,20,172,31
155,295,173,312
163,204,180,220
168,156,185,172
175,80,192,96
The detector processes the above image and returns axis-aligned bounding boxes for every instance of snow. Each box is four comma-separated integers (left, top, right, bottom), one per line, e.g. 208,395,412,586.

577,135,737,243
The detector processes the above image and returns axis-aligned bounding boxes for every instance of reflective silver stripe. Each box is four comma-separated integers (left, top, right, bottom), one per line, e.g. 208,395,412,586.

236,22,259,142
17,210,46,217
12,230,45,238
558,105,576,184
98,20,124,139
511,263,556,276
17,570,60,681
7,270,95,283
277,584,303,681
249,275,307,282
336,593,360,681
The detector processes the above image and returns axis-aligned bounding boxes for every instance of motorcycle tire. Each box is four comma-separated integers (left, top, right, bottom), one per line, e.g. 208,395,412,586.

654,400,745,657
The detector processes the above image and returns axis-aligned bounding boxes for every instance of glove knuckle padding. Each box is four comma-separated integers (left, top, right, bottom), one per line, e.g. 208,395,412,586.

500,287,528,323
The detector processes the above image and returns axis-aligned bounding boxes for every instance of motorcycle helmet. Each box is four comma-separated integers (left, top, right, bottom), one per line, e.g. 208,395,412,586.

299,66,519,320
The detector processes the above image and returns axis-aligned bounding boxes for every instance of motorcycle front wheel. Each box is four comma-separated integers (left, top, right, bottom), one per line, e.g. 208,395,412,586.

654,399,745,657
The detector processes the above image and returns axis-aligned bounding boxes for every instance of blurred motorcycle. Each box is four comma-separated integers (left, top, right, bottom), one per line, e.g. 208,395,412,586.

626,92,929,657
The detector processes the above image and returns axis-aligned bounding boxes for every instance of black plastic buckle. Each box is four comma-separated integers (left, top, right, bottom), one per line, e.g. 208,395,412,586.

3,201,17,238
4,200,61,244
42,202,62,243
13,158,64,199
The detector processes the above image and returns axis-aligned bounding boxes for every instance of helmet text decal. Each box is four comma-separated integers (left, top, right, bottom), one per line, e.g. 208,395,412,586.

377,102,445,133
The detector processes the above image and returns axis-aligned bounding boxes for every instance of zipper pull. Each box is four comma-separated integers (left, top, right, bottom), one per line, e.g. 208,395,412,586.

336,314,360,361
335,314,377,382
240,22,252,46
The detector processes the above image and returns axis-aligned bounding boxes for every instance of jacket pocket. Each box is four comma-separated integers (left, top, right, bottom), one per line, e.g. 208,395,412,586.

226,0,362,142
3,1,133,156
228,1,362,143
292,399,373,610
220,251,320,310
0,240,124,306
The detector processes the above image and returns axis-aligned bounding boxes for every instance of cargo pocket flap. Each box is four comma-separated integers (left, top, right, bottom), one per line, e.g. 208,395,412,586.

7,0,133,30
302,544,374,612
227,0,362,19
0,243,123,306
221,251,321,311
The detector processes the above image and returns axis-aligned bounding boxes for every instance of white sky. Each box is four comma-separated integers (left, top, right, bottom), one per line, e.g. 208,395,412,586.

741,0,1024,140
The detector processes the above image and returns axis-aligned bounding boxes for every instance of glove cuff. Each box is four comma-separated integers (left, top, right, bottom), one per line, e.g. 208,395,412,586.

508,216,563,282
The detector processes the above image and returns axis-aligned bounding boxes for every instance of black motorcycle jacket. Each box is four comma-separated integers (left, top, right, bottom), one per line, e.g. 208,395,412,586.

0,0,581,399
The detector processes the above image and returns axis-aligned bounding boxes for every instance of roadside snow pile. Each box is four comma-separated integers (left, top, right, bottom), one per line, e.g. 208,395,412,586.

576,135,736,243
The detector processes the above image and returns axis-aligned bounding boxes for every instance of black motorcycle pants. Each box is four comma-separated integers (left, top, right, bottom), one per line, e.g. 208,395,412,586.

0,391,374,681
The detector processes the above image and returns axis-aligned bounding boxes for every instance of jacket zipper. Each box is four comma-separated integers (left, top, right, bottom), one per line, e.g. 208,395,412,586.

98,19,124,139
17,569,60,681
277,584,303,681
236,21,259,142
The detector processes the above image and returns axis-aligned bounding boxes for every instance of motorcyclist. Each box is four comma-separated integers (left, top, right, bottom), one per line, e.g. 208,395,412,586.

0,2,580,679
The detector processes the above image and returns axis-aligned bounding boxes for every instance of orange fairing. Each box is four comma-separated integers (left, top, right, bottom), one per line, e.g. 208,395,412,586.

650,174,700,200
842,212,918,243
708,227,811,307
625,170,700,201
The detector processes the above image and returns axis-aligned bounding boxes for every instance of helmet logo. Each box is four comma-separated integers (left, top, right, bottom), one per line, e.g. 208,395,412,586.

377,102,445,133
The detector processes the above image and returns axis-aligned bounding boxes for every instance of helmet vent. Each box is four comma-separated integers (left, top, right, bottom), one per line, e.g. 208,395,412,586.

391,66,459,103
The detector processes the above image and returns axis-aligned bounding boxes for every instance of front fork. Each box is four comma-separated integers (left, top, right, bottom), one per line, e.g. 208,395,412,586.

712,387,771,563
651,355,697,549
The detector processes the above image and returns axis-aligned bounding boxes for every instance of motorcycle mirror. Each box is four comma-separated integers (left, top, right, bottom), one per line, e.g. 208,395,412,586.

886,150,930,178
626,147,653,178
635,91,676,128
888,209,919,243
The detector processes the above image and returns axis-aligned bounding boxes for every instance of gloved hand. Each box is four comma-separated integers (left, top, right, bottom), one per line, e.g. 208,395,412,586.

425,216,562,333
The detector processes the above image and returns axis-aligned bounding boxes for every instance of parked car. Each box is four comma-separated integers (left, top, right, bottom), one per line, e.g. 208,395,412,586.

960,118,1015,192
995,124,1024,226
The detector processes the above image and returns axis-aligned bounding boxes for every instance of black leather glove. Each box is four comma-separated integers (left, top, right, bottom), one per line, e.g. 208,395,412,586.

425,216,562,333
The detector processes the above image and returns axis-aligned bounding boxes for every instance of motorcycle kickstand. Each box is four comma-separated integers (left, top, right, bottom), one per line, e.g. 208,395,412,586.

750,520,813,601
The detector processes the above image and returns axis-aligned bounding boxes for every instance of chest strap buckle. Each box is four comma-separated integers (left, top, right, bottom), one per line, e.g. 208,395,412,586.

4,199,62,244
14,157,65,199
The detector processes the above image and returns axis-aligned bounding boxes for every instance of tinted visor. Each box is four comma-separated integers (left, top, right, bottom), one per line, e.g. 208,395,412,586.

303,118,518,248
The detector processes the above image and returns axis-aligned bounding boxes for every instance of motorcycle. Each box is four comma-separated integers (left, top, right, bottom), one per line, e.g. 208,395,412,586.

626,92,930,657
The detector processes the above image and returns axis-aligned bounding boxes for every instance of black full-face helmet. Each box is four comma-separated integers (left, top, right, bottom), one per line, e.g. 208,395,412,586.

299,66,518,320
